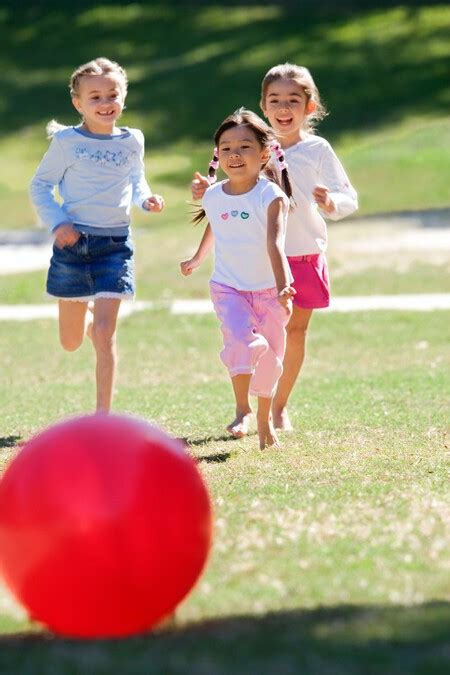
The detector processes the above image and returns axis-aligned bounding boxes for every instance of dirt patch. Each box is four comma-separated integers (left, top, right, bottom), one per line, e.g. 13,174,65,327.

329,212,450,276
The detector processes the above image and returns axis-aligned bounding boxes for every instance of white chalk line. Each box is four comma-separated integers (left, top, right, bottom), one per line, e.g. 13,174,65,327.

0,294,449,321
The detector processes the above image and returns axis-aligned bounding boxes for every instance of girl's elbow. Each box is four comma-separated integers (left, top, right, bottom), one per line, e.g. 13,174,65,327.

267,242,283,258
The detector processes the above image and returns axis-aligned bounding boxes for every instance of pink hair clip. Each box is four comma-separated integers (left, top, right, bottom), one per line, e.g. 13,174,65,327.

209,147,219,170
271,141,284,159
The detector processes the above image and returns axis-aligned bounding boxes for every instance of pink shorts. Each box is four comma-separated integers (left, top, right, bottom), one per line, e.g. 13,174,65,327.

288,253,330,309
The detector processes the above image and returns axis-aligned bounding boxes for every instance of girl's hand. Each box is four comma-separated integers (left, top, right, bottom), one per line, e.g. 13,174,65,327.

53,223,80,249
278,286,296,314
313,184,336,214
180,257,200,276
191,172,210,200
144,195,165,212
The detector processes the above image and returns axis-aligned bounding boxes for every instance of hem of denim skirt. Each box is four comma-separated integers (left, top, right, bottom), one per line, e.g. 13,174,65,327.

46,292,135,302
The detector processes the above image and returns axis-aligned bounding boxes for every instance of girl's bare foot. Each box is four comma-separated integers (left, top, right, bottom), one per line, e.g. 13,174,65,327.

257,417,280,450
226,409,253,438
272,406,294,431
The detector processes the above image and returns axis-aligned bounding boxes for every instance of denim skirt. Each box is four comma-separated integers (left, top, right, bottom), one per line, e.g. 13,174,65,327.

47,233,135,301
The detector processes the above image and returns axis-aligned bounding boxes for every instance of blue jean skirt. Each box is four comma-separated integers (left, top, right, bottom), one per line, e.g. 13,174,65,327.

47,233,135,301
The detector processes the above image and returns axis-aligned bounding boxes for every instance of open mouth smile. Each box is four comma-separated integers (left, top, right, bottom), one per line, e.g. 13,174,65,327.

276,117,293,126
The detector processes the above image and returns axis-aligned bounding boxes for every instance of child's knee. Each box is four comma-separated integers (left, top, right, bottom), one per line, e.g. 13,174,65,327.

287,321,308,342
222,332,268,370
92,322,116,350
60,334,84,352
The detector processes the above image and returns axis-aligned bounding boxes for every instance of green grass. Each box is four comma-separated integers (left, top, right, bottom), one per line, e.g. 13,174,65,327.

0,2,449,228
0,3,449,671
0,308,449,672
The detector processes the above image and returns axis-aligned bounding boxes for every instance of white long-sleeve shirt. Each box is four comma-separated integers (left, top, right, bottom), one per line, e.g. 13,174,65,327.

30,125,152,235
282,135,358,255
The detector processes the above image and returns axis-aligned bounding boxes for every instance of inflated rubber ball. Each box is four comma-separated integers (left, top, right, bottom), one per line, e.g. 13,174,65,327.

0,415,212,637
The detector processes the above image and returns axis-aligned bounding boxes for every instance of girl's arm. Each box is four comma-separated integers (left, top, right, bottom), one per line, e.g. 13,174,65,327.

130,130,158,210
267,198,295,312
316,142,358,221
29,135,73,233
180,223,214,276
191,171,211,201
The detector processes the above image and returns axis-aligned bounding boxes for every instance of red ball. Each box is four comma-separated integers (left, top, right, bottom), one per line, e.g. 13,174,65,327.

0,415,212,638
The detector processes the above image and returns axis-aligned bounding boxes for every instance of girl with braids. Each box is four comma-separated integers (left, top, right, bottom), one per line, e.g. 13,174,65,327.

30,57,165,413
181,108,295,449
192,64,358,431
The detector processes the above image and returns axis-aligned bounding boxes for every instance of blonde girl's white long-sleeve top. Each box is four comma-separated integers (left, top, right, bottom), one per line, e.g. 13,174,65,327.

282,134,358,255
29,126,153,236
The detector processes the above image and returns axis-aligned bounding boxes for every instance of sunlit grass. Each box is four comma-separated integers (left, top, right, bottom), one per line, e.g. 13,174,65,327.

0,2,449,228
0,310,448,649
0,3,449,670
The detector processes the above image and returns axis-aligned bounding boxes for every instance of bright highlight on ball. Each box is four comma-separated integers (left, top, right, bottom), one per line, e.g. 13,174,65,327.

0,414,212,638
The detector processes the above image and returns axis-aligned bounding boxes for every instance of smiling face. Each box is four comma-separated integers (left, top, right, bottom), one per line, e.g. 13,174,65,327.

217,124,270,192
72,74,126,134
261,77,316,146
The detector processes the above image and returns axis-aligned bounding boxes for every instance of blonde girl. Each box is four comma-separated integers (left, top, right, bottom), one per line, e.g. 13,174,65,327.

30,57,164,413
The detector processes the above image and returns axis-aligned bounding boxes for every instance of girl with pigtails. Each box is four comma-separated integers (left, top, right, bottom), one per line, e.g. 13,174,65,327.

180,108,295,449
192,64,358,432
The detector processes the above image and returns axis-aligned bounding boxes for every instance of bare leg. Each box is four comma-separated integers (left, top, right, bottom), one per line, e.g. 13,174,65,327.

58,300,89,351
85,301,94,340
226,373,253,438
257,396,279,449
272,307,313,430
91,298,122,413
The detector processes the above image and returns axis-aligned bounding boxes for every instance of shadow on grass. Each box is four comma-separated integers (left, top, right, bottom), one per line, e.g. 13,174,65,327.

196,451,231,464
184,433,237,446
0,436,21,449
0,602,449,674
180,435,234,462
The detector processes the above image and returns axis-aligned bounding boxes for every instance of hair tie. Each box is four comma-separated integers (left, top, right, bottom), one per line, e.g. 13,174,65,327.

278,159,288,171
209,147,219,171
271,141,284,159
208,175,218,184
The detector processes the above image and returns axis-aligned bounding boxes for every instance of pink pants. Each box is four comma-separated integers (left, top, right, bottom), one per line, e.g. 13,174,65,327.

210,281,290,398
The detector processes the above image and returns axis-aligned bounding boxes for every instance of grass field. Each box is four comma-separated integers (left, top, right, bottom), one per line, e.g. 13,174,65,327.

0,2,449,228
0,1,449,672
0,305,449,673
